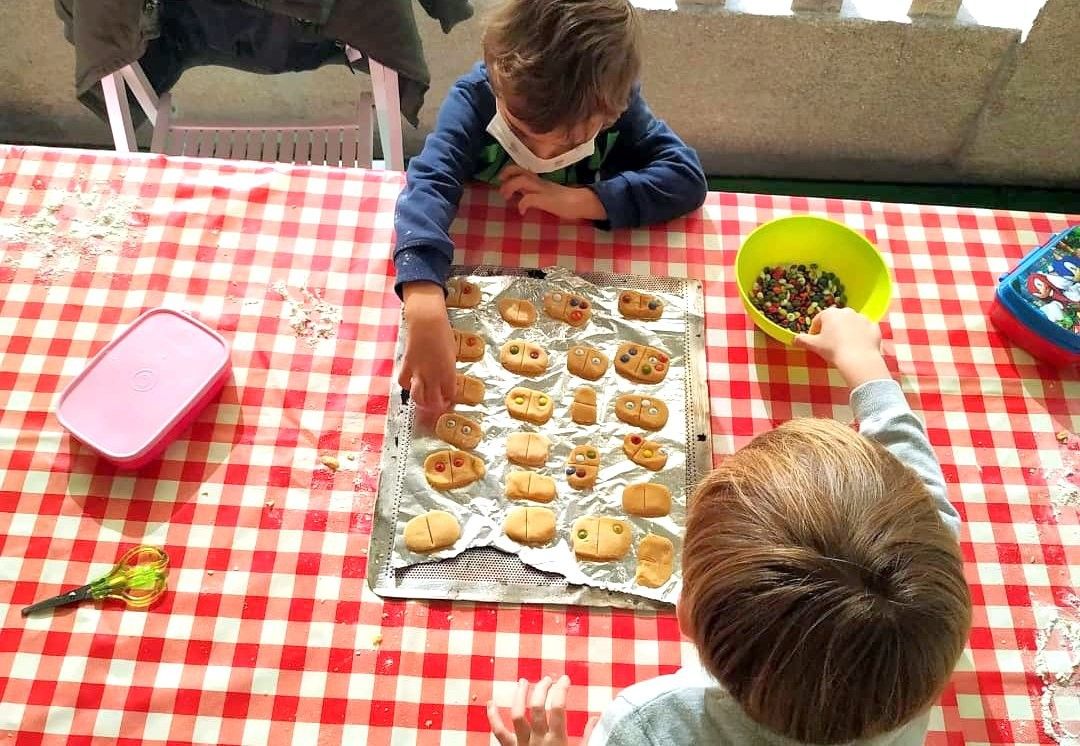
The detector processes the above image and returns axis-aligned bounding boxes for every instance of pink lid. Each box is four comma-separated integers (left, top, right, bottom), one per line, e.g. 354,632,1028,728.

57,308,230,461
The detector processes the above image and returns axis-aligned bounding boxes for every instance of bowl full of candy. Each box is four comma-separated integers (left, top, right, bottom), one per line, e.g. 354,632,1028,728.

735,216,892,345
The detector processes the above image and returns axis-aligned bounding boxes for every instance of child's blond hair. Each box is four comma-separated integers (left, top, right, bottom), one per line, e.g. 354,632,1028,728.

682,419,971,744
482,0,641,134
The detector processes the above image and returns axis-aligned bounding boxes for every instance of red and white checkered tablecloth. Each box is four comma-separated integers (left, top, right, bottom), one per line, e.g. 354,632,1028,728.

0,144,1077,745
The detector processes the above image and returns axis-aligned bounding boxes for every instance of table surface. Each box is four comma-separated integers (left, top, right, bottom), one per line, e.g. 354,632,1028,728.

0,144,1077,746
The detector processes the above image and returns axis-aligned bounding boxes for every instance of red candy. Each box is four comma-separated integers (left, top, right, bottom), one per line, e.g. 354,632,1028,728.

576,468,586,478
570,311,582,321
466,337,476,346
453,458,464,467
630,435,642,444
434,462,446,472
529,351,539,359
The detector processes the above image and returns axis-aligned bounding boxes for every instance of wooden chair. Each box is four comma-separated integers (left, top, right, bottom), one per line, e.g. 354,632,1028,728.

101,48,404,170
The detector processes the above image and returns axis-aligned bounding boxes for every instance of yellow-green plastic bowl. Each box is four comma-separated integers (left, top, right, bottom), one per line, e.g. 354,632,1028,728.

735,216,892,345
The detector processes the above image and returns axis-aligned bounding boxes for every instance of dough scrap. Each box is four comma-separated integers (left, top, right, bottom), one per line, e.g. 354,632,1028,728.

635,533,674,587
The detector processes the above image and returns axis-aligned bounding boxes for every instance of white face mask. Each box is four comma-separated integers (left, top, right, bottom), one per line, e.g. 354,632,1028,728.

487,110,598,174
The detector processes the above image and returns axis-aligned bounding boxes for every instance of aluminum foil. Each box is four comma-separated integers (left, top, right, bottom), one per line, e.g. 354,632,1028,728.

371,267,708,607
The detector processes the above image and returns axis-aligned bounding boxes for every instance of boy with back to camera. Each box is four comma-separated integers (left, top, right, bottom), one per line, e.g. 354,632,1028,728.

393,0,707,422
487,307,973,745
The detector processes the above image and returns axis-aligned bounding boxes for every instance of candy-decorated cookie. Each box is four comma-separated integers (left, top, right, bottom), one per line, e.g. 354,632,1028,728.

618,290,664,320
543,291,592,327
614,394,669,431
613,342,669,384
499,339,549,376
446,278,481,308
572,516,631,561
453,329,486,362
566,344,609,381
434,413,483,450
622,433,668,471
506,387,554,425
424,449,486,489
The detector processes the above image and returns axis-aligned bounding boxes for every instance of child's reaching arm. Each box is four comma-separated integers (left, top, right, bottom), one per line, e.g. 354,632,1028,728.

393,73,489,423
795,308,961,534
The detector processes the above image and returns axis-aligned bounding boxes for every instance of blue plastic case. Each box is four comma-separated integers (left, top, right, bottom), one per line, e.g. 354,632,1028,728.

990,225,1080,369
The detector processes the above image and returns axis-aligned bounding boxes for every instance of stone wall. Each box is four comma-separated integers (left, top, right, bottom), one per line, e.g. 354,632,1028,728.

0,0,1076,186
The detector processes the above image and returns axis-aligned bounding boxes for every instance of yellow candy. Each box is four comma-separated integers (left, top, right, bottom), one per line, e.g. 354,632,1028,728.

515,396,525,404
643,449,653,458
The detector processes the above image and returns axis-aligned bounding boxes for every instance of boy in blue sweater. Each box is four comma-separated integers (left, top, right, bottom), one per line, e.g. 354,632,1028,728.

394,0,707,420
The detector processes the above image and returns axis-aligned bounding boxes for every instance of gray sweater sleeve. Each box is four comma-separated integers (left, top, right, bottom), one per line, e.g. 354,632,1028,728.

850,379,960,536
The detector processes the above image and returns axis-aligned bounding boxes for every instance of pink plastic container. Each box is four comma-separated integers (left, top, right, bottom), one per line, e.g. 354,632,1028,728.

56,308,231,469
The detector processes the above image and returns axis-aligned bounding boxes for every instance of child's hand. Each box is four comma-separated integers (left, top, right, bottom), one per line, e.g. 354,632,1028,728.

498,166,606,222
487,676,599,746
399,282,457,427
794,306,891,388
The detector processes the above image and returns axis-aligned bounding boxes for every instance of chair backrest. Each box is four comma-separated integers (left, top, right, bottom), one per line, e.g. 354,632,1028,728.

101,51,404,170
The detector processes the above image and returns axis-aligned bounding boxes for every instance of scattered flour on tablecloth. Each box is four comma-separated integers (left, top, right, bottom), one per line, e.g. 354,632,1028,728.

1044,450,1080,519
0,183,140,281
270,281,342,347
1034,596,1080,744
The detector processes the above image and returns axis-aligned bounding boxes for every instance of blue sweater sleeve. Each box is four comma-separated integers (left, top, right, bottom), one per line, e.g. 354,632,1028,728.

590,90,708,230
393,73,489,297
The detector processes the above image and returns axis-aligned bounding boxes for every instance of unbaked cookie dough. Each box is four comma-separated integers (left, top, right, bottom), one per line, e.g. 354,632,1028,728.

506,387,554,425
434,412,483,450
453,329,486,362
507,432,551,467
618,290,664,320
504,506,557,546
570,387,597,425
622,433,668,471
404,510,461,553
566,344,609,381
613,342,670,384
498,298,537,327
572,516,631,561
614,394,669,431
543,291,592,327
565,444,600,489
446,278,481,308
453,373,486,405
505,470,557,503
499,339,550,376
635,533,674,587
622,482,672,517
424,449,486,489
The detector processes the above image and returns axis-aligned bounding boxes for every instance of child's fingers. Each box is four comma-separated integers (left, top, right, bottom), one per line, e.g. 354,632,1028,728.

486,701,517,746
511,678,531,743
499,174,541,203
498,164,527,182
582,715,601,743
517,194,547,217
529,676,553,734
545,675,570,735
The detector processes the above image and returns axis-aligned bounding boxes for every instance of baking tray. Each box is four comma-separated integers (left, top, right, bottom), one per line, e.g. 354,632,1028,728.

367,266,711,610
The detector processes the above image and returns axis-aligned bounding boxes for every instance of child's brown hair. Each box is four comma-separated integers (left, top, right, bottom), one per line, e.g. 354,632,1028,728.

682,419,971,744
482,0,641,134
